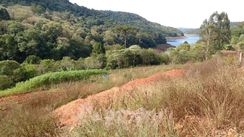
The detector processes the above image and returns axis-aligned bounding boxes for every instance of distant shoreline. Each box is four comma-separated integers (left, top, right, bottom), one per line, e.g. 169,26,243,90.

166,34,199,39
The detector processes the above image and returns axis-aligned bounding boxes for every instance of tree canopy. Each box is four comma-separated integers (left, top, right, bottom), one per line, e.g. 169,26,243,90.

200,11,231,57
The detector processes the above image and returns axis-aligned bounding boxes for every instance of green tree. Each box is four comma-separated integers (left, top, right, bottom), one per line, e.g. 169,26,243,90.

115,25,138,48
92,42,105,55
200,19,215,60
0,34,18,61
200,12,231,59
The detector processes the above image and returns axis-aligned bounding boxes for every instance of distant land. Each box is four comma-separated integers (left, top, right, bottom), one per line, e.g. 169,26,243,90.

178,28,200,34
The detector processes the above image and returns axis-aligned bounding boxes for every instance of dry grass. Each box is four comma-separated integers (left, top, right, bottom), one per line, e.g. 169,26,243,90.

0,65,178,137
71,109,178,137
72,58,244,137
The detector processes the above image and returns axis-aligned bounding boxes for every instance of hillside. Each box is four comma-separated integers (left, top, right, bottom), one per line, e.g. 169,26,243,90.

179,28,200,34
1,0,183,37
0,0,183,62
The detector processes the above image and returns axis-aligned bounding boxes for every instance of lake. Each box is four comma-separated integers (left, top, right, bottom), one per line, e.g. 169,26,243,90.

166,34,200,46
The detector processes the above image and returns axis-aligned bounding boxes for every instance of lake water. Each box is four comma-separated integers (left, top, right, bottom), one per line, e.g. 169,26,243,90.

167,34,200,46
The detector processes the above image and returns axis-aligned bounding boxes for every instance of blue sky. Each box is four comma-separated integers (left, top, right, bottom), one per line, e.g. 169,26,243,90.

70,0,244,28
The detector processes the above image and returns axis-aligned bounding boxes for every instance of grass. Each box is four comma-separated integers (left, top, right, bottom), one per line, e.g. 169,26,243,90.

71,58,244,136
0,65,178,137
0,69,108,97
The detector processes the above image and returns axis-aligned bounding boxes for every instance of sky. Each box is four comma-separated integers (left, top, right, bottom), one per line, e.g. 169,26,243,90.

69,0,244,28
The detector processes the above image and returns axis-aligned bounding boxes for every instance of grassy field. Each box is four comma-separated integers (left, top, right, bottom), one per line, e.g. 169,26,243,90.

0,65,179,137
1,59,243,136
0,69,108,97
70,58,244,137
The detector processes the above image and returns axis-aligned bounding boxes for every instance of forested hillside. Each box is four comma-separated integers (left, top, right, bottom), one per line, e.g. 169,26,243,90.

0,0,183,62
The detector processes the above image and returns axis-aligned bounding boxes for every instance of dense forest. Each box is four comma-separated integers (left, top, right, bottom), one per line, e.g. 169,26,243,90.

0,0,183,62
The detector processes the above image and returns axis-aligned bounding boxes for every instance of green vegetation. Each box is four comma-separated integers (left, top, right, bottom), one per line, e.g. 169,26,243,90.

200,12,231,59
0,0,183,63
0,47,168,90
106,46,168,69
0,69,107,97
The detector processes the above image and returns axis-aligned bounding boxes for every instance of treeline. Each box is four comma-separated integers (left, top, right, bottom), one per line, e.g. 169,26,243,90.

0,45,169,90
0,4,182,62
0,0,183,38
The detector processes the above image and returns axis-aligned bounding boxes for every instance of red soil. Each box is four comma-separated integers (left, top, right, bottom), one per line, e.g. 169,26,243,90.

54,69,184,127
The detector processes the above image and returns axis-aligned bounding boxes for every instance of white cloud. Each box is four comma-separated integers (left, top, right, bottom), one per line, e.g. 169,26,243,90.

69,0,244,28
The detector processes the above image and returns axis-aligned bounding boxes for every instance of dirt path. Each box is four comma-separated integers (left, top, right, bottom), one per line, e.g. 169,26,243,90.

54,69,184,127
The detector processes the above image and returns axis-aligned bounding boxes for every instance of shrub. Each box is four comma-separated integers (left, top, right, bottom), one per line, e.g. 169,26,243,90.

84,55,106,69
0,75,13,90
24,55,41,64
0,60,20,76
38,59,57,73
106,48,162,69
160,53,170,64
13,64,38,82
140,49,161,65
75,58,86,70
0,69,108,97
58,56,76,71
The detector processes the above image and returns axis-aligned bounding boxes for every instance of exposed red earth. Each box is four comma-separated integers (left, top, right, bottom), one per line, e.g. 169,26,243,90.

54,69,185,127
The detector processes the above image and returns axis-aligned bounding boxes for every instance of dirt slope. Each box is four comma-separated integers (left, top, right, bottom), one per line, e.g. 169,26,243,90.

54,69,184,127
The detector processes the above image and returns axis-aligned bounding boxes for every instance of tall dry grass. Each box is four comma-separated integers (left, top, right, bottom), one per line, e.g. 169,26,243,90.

0,65,177,137
72,58,244,136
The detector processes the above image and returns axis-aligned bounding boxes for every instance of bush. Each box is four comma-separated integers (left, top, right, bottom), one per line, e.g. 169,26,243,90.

140,49,161,65
58,56,76,71
168,43,206,64
106,48,162,69
0,69,108,97
75,58,86,70
0,75,13,90
160,53,170,64
13,64,38,82
175,50,192,64
0,60,20,76
24,55,41,64
38,59,57,73
84,55,106,69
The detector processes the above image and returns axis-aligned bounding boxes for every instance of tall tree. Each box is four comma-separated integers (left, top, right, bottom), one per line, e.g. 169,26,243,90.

115,25,137,48
200,12,231,58
200,19,215,60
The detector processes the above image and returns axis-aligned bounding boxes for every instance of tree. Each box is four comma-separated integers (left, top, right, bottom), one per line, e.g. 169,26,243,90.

0,34,18,61
200,12,231,59
115,25,137,48
200,19,215,60
92,42,105,55
0,8,10,20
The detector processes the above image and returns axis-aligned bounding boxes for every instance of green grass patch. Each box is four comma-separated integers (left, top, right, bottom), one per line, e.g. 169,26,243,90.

0,69,108,97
